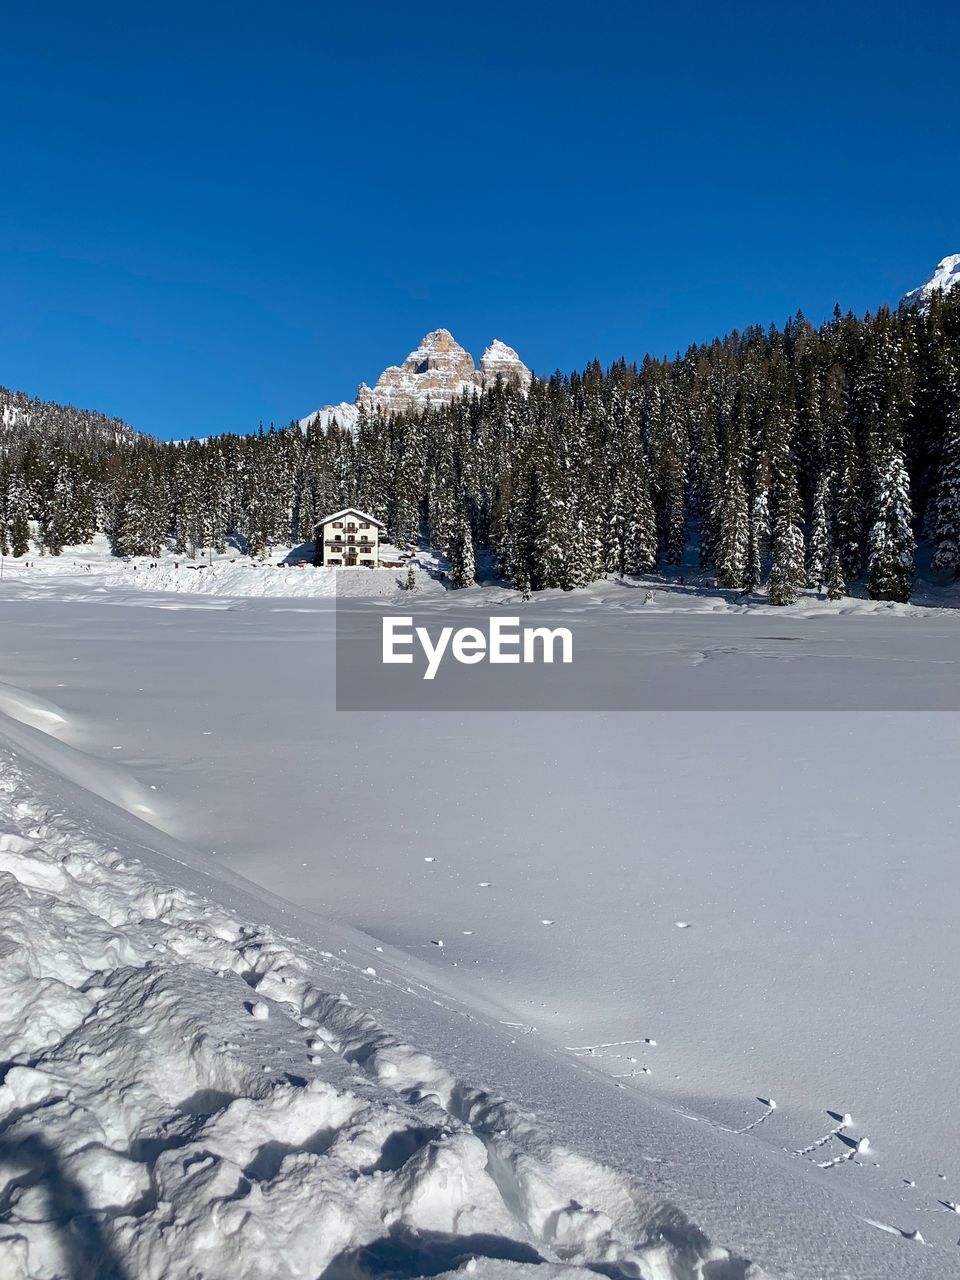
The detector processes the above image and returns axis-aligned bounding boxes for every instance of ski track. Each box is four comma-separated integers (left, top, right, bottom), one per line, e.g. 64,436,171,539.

0,748,762,1280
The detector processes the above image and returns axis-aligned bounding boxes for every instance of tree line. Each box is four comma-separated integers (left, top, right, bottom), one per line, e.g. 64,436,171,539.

3,289,960,604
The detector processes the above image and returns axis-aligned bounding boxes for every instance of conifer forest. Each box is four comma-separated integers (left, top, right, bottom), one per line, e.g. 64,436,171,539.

3,291,960,605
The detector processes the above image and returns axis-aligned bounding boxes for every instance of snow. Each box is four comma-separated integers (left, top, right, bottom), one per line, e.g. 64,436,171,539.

480,340,533,391
6,535,960,613
0,750,765,1280
297,401,360,434
1,551,960,1276
0,538,441,601
298,329,531,431
903,252,960,305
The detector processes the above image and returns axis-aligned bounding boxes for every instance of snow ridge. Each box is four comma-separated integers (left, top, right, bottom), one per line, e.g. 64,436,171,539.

902,253,960,306
0,746,760,1280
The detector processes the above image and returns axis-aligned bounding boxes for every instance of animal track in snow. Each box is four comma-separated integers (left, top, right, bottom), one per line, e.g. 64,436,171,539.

735,1099,776,1134
791,1113,853,1158
817,1135,870,1170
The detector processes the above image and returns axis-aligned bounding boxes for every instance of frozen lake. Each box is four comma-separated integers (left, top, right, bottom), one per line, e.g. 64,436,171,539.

1,579,959,1258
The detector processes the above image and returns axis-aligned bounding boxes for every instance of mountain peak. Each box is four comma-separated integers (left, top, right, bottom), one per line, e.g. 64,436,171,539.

480,339,532,392
903,253,960,306
420,327,458,348
301,329,532,431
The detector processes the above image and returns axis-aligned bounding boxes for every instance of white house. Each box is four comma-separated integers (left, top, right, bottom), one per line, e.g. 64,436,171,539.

315,507,385,567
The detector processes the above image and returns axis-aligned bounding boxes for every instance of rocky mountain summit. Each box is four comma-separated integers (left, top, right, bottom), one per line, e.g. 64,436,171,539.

903,253,960,306
301,329,531,431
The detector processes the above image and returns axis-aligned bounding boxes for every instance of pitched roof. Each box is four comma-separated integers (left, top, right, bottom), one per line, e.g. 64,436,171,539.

316,507,386,529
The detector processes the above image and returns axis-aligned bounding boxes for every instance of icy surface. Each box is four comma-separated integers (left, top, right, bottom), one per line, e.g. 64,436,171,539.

1,554,960,1275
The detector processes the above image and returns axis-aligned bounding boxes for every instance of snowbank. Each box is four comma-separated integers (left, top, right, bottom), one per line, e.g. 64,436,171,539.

0,748,760,1280
0,537,445,601
3,538,959,616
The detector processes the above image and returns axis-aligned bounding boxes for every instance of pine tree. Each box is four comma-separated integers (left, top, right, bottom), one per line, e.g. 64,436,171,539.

765,402,806,606
8,503,30,558
867,441,915,602
931,372,960,575
622,463,657,575
767,517,805,605
713,451,749,589
825,552,846,600
806,474,832,588
450,512,475,587
744,481,769,593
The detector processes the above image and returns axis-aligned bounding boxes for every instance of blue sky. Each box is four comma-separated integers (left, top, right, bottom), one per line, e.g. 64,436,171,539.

2,1,958,440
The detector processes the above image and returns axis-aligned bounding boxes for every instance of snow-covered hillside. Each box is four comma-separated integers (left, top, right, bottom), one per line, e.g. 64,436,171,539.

300,329,532,431
902,253,960,305
0,386,140,446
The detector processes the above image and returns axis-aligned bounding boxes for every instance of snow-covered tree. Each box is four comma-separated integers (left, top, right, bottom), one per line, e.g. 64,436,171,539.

450,512,476,587
931,385,960,575
867,441,915,602
825,552,846,600
806,474,832,588
714,455,749,589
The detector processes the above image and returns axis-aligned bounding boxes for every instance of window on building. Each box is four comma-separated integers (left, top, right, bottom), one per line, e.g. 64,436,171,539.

333,522,343,529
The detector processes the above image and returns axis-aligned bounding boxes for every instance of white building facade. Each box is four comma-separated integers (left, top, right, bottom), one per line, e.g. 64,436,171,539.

315,508,385,567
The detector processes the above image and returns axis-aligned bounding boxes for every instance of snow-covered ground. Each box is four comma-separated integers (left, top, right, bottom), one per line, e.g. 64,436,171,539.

0,747,765,1280
4,535,960,613
2,548,960,1277
0,537,436,600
